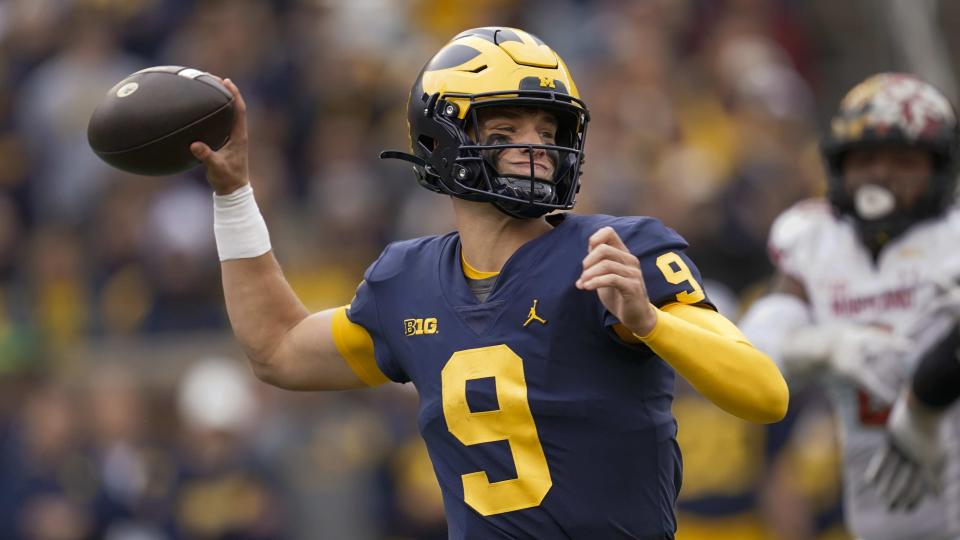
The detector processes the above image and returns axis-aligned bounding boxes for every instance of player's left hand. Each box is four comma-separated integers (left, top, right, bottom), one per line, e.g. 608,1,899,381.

576,226,657,336
864,390,945,511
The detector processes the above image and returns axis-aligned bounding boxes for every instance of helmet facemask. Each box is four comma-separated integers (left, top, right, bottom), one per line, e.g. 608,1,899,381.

423,92,587,219
454,99,586,218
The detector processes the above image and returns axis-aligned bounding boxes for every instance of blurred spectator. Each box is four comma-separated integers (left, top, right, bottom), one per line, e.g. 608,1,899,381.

0,381,92,540
139,179,224,333
86,364,172,539
26,225,90,349
172,357,285,539
15,6,142,226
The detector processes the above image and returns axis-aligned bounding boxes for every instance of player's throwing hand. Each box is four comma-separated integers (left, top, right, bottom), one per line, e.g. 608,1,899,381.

576,226,658,336
191,78,250,195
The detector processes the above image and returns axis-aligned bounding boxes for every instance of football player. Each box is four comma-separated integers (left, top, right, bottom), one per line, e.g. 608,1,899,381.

739,73,960,540
191,27,788,538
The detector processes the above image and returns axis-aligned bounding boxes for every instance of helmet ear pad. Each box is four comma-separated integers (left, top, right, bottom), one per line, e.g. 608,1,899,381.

409,94,490,202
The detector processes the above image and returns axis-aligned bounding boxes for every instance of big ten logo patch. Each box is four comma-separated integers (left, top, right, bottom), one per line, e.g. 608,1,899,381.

404,318,438,336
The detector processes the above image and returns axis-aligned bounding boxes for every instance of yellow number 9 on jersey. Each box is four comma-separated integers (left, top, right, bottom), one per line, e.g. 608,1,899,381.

441,344,552,516
656,252,705,304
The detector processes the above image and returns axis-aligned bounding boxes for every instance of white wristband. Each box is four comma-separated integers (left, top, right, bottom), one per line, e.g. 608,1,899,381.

213,184,272,261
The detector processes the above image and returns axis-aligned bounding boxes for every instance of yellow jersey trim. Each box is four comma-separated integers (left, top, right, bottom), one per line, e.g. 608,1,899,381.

461,252,500,280
331,305,389,386
675,511,769,540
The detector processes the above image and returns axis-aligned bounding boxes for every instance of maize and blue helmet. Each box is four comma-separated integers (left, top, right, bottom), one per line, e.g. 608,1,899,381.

382,27,590,219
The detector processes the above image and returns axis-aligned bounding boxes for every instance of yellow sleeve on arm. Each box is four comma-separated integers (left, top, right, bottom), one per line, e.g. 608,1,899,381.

632,304,789,423
331,306,390,387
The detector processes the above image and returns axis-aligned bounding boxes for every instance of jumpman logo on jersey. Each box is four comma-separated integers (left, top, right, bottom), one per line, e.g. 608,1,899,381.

524,299,548,327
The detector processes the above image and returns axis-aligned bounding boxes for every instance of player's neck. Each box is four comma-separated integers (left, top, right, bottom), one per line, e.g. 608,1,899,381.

452,198,552,273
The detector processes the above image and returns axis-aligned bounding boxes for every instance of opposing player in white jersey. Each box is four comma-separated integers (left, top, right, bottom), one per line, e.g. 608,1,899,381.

739,73,960,540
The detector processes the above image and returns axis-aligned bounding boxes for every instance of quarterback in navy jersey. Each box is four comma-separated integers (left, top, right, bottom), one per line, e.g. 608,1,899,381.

191,27,788,540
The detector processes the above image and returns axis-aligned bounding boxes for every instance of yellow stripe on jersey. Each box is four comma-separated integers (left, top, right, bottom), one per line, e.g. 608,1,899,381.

331,305,389,386
675,511,769,540
461,252,500,280
628,303,789,424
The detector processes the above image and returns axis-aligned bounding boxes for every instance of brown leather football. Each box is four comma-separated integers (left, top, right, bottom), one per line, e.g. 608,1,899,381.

87,66,235,176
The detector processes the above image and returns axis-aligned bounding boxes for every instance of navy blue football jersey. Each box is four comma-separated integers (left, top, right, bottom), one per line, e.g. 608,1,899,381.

347,213,712,539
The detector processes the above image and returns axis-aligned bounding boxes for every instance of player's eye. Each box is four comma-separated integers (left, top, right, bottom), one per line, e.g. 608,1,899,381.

486,128,517,144
484,133,511,146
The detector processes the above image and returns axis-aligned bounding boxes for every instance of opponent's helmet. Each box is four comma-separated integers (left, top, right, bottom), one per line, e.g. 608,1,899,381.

381,27,590,219
821,73,959,247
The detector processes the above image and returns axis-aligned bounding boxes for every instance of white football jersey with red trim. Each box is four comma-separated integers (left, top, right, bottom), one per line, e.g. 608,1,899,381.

769,199,960,540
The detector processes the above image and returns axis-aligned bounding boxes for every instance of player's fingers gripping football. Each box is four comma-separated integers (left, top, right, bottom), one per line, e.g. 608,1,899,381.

191,77,250,195
577,227,657,335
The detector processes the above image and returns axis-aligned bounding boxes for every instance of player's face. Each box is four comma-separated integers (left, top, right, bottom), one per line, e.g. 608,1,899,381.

842,145,933,210
475,108,559,181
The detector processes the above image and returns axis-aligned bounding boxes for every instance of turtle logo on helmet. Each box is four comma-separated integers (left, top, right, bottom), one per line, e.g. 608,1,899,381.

821,73,960,248
381,27,590,219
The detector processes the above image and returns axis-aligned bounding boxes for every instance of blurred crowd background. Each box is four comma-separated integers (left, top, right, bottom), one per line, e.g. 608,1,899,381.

1,0,959,538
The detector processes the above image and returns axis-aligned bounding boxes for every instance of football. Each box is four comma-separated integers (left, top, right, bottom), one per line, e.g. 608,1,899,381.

87,66,235,176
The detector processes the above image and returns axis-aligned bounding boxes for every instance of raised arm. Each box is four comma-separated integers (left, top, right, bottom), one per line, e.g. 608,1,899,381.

190,78,367,391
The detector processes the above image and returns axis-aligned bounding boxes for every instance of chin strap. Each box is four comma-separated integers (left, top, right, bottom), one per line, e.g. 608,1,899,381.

491,175,556,202
492,200,549,219
854,210,925,256
489,175,556,219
